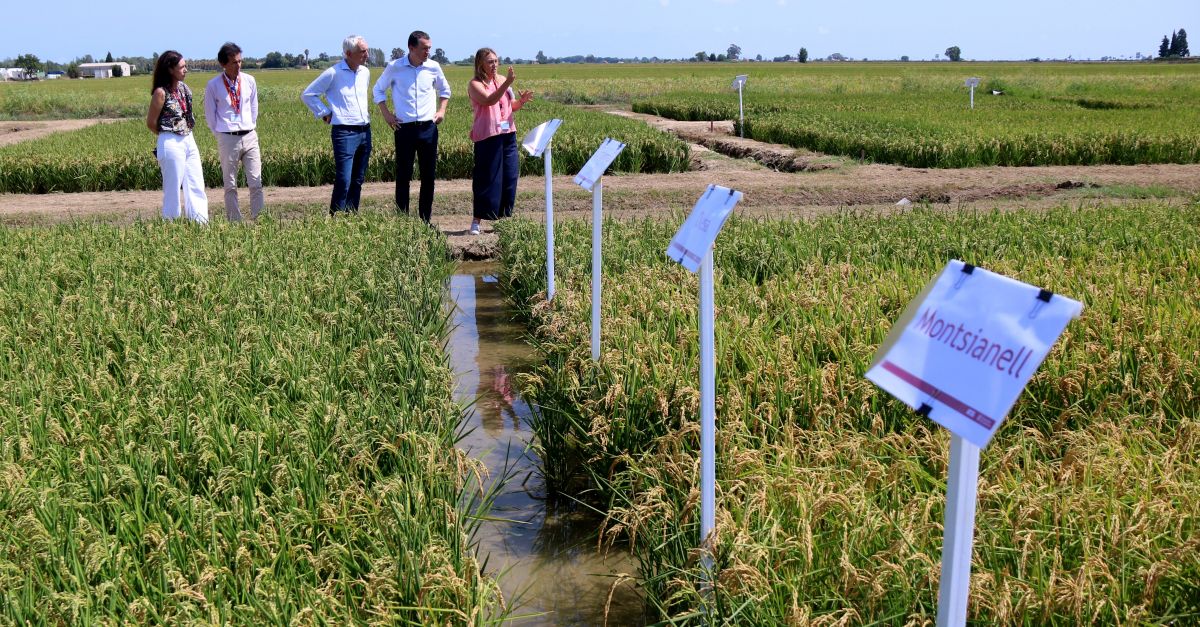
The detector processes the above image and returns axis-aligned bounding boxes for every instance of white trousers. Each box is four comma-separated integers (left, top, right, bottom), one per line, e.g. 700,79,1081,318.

157,132,209,224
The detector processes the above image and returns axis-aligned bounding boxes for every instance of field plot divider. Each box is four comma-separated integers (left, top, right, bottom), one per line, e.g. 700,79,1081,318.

699,249,717,584
937,434,982,627
545,145,556,300
591,179,603,361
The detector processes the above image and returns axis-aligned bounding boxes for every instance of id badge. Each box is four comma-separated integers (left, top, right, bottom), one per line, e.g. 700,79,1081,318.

230,113,243,125
498,120,510,132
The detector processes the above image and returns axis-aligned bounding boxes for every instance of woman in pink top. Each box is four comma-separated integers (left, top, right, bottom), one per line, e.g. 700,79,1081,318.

468,48,533,235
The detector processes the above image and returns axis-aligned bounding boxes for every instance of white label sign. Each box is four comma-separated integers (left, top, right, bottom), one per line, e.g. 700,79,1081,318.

866,260,1083,448
521,118,562,158
731,74,748,89
666,184,743,273
574,138,626,192
964,77,980,87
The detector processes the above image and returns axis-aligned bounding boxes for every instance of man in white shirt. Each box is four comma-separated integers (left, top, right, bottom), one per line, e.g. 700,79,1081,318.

302,35,373,214
372,30,450,223
204,42,262,222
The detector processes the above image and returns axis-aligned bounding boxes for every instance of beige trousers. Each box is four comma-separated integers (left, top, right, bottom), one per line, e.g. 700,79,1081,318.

215,130,264,221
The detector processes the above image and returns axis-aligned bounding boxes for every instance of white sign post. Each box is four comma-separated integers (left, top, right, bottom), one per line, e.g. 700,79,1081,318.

865,260,1082,626
521,119,564,301
666,184,744,591
575,138,627,361
964,77,980,110
731,75,748,137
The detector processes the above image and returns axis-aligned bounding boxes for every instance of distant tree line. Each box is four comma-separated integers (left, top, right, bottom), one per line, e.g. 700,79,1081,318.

1157,29,1190,58
13,36,1185,80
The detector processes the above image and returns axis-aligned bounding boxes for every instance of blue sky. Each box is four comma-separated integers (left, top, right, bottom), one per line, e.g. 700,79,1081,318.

2,0,1194,62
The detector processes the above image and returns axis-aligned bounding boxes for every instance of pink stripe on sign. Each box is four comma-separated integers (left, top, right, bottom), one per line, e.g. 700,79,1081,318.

881,360,996,430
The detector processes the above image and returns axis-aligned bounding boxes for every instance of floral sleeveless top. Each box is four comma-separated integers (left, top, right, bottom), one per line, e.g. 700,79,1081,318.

157,83,195,135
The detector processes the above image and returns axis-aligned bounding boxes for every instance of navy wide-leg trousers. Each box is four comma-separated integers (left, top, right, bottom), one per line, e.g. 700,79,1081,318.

472,132,519,221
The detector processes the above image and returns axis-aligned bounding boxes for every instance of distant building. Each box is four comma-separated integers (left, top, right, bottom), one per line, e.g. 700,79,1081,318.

46,71,64,80
77,62,133,78
1,68,27,80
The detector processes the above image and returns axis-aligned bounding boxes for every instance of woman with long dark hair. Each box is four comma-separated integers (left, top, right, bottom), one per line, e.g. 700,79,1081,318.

145,51,208,223
467,48,532,235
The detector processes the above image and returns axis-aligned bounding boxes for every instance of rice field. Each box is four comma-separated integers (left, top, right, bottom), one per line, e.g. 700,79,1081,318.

0,69,690,194
3,58,1199,625
494,201,1200,624
633,61,1200,167
0,215,511,623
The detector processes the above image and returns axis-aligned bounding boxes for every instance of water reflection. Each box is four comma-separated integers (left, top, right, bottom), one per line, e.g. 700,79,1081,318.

448,263,647,626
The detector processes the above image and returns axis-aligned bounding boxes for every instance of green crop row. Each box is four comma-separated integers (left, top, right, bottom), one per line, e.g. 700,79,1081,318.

495,202,1200,624
0,216,510,623
6,62,1195,117
633,62,1200,167
0,70,689,194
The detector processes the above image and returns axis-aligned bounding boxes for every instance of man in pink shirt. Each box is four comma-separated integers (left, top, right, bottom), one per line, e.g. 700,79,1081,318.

203,42,263,221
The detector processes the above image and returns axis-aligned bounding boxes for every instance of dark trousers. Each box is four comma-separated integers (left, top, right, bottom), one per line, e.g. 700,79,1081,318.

472,132,519,221
330,125,371,214
393,121,438,222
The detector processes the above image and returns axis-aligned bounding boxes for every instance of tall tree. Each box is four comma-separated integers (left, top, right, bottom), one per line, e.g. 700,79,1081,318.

798,47,808,63
15,53,41,79
727,43,741,60
367,47,385,67
1159,35,1171,58
1169,31,1179,56
535,50,548,64
945,46,962,62
1176,29,1190,57
391,47,404,61
695,51,707,62
432,48,449,64
261,51,284,69
105,51,113,62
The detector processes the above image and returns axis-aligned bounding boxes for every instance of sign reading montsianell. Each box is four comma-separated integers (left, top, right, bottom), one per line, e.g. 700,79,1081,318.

866,260,1083,447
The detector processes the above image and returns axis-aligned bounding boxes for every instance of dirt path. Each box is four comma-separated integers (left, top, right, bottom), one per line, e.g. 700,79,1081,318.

2,116,1197,259
0,119,126,147
607,109,845,172
4,158,1195,220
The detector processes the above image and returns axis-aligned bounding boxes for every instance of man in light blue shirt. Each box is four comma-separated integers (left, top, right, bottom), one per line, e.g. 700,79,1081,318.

302,35,372,214
372,30,451,222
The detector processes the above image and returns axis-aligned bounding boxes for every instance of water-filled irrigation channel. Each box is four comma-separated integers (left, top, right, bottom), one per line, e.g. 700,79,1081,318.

447,262,647,625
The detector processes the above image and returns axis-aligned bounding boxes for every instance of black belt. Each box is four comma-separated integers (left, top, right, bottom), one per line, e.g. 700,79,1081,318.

333,124,371,130
397,119,432,127
222,129,252,136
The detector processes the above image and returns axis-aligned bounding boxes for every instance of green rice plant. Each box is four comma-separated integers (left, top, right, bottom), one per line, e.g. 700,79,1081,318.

0,215,512,624
0,69,689,194
495,202,1200,624
633,62,1200,167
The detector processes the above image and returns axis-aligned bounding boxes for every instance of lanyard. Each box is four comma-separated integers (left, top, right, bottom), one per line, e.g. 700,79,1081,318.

493,79,509,119
222,73,241,114
172,87,189,114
